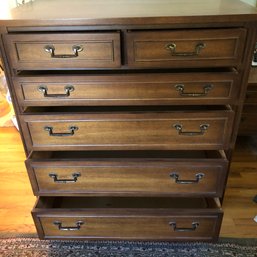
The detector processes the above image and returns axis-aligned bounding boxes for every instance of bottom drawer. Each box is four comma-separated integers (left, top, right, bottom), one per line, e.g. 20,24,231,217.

32,197,223,241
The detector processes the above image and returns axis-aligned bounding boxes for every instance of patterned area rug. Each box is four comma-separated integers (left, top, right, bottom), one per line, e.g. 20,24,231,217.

0,237,256,257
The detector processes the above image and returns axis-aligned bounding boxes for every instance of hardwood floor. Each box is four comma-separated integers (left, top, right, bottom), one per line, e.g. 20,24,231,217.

221,136,257,238
0,127,256,238
0,127,36,235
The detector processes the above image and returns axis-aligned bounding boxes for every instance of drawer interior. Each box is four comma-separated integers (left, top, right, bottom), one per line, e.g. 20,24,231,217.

23,105,232,114
18,67,236,76
29,150,226,160
35,196,220,210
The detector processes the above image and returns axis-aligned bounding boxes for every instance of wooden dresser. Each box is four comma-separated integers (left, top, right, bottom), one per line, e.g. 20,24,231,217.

1,0,257,242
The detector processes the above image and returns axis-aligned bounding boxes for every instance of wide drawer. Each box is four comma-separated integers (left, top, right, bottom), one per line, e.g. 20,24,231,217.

126,28,246,68
14,71,239,106
20,106,234,151
26,150,228,197
32,196,223,241
4,33,121,70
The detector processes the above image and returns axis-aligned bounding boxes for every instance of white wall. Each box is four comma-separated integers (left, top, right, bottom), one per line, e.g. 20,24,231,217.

241,0,257,7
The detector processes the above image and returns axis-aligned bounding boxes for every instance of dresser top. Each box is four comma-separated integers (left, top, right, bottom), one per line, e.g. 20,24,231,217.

0,0,257,27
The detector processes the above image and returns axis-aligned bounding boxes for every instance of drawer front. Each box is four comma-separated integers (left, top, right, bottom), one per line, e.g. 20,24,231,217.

37,215,221,240
27,158,228,197
4,33,121,69
32,197,222,241
21,110,234,151
15,72,239,106
126,29,246,68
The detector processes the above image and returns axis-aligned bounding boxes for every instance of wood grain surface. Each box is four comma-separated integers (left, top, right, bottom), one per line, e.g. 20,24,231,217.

1,0,257,26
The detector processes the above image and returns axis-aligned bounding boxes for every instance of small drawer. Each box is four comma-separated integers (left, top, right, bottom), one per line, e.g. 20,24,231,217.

26,150,228,197
14,71,239,107
20,106,234,151
126,28,246,68
32,196,223,241
4,33,121,70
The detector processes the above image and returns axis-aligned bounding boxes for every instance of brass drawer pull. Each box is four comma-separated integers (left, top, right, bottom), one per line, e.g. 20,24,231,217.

44,44,83,58
38,85,75,98
53,221,84,231
173,124,209,136
169,222,199,232
170,173,204,184
49,172,81,183
175,84,213,97
44,126,78,137
166,42,206,56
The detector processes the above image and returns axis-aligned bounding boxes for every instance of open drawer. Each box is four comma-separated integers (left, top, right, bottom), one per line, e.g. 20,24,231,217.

32,196,223,241
26,150,228,197
14,70,239,107
20,105,234,151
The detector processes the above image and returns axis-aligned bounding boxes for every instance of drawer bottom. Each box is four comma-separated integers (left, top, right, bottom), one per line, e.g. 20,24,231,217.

32,197,223,241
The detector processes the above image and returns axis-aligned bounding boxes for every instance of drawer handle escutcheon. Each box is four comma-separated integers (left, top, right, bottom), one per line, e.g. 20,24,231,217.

53,221,84,231
44,126,79,137
49,172,81,183
173,124,209,136
44,45,83,58
169,222,199,232
174,84,213,97
166,42,206,56
38,85,75,98
170,173,205,184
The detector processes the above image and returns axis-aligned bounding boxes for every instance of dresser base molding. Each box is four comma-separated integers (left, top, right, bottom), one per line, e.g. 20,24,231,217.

32,196,223,242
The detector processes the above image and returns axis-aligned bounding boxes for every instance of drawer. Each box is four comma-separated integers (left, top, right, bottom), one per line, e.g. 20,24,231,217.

4,33,121,70
20,106,234,151
32,196,223,241
238,106,257,135
15,71,239,107
126,29,246,68
26,150,228,197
